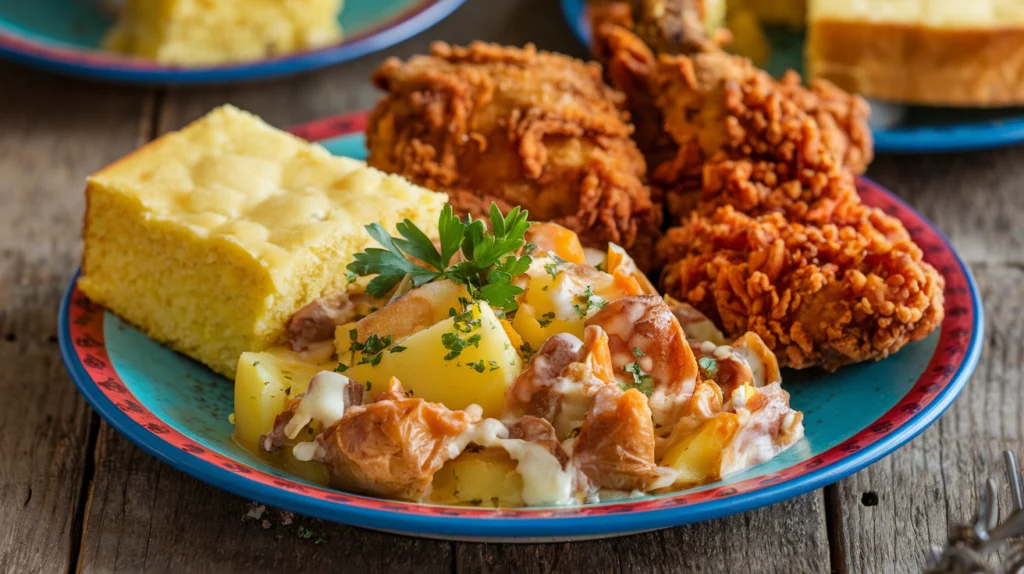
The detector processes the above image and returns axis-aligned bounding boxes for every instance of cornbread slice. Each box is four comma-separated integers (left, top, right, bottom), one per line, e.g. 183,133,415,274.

103,0,344,66
808,0,1024,106
79,105,447,378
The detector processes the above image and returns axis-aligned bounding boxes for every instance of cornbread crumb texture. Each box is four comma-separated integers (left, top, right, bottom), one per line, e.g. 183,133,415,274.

808,0,1024,105
80,105,446,377
104,0,344,65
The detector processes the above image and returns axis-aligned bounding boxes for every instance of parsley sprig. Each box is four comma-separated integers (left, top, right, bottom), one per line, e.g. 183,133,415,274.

347,204,533,313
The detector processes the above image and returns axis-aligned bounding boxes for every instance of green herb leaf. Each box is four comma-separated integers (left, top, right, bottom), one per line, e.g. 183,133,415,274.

348,202,533,313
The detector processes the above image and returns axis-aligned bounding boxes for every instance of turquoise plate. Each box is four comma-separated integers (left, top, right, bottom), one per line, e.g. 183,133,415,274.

0,0,466,84
560,0,1024,154
59,111,983,541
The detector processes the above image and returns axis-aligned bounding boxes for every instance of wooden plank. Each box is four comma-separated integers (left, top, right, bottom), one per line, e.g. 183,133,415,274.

456,493,831,573
0,63,151,572
830,263,1024,573
78,425,453,573
868,151,1024,266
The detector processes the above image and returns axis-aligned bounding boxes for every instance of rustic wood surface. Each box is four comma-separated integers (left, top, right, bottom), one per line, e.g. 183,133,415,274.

0,0,1020,572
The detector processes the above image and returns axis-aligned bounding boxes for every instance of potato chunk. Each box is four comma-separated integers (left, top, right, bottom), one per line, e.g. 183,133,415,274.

232,347,331,452
659,413,740,487
344,302,521,418
429,449,525,507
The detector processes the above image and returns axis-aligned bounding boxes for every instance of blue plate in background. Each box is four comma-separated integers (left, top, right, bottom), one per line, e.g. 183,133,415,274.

0,0,466,84
560,0,1024,153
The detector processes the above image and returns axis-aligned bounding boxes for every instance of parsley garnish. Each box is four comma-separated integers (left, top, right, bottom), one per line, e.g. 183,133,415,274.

389,345,407,354
537,311,556,328
350,333,393,366
698,356,718,379
334,363,348,373
572,286,603,318
544,262,561,281
465,360,487,373
621,361,654,397
347,203,532,313
632,347,644,358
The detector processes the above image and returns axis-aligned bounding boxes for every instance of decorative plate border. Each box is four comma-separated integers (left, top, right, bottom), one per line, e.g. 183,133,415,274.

59,113,983,539
557,0,1024,154
0,0,466,84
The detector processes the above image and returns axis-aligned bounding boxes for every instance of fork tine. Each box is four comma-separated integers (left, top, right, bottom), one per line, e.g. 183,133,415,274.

1004,450,1023,512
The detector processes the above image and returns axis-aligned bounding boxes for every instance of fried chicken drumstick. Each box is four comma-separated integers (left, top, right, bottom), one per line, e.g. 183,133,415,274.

594,24,873,218
366,42,662,270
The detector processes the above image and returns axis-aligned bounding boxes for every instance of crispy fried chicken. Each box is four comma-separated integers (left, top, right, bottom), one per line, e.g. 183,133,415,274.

594,26,872,219
366,41,662,270
658,205,945,371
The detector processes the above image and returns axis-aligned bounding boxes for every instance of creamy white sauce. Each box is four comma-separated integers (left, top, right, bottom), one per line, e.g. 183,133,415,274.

731,385,748,409
292,441,322,462
449,418,575,506
283,371,354,439
713,345,733,360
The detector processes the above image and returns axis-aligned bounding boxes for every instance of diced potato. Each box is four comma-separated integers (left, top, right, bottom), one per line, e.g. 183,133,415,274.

511,257,635,351
429,449,524,507
232,347,331,453
345,302,521,418
605,243,657,295
525,222,586,264
659,413,740,487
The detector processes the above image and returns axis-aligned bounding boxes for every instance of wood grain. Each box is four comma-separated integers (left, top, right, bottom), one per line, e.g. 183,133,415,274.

78,425,453,574
829,264,1023,573
456,493,830,573
868,150,1024,266
0,63,151,572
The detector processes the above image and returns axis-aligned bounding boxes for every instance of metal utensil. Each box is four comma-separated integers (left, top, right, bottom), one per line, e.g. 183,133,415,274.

925,450,1024,574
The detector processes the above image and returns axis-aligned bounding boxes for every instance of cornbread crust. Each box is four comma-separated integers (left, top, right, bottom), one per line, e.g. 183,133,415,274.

808,21,1024,106
79,105,446,378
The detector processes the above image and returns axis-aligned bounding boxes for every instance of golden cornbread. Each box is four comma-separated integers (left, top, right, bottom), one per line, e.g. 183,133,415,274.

79,105,447,378
103,0,344,65
808,0,1024,106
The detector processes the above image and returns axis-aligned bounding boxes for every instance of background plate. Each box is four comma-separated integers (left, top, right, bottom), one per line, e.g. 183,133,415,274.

59,112,983,541
0,0,466,84
559,0,1024,154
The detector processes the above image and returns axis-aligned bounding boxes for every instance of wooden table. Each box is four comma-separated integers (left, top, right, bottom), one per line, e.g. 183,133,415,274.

2,1,1021,572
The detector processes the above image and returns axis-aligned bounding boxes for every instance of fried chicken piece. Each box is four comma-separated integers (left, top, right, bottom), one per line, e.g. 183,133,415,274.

367,41,662,270
590,0,725,61
659,206,945,370
594,27,872,219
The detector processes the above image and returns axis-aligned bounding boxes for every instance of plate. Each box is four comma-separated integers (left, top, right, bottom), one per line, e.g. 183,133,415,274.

0,0,466,84
59,111,983,541
559,0,1024,154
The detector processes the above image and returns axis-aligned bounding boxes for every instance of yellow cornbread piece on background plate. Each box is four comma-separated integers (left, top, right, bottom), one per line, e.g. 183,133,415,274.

103,0,344,66
79,105,447,378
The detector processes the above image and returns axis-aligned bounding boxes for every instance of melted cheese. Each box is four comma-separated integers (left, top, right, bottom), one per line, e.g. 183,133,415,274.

283,371,354,439
449,418,575,506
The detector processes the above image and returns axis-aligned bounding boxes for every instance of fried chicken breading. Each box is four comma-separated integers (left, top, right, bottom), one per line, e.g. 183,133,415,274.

594,26,872,219
366,41,662,270
658,206,945,371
